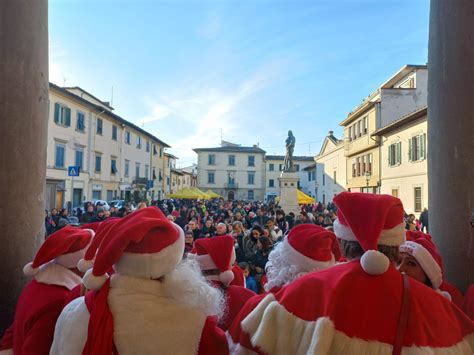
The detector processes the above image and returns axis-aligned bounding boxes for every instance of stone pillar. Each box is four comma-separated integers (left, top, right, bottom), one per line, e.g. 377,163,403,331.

428,0,474,291
278,172,300,216
0,0,49,332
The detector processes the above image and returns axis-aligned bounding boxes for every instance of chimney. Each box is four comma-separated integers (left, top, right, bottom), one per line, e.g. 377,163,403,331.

328,130,334,136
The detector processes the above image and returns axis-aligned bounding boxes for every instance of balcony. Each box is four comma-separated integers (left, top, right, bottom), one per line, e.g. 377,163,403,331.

133,177,148,186
225,182,238,189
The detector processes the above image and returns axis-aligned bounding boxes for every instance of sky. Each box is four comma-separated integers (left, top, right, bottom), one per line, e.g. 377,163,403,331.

49,0,430,167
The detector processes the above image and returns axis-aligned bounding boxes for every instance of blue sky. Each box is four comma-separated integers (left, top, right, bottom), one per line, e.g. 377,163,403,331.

49,0,430,166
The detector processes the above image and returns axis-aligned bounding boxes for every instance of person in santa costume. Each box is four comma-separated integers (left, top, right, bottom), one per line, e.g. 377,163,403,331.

50,206,229,355
228,224,340,354
190,235,256,331
237,192,474,354
0,225,94,355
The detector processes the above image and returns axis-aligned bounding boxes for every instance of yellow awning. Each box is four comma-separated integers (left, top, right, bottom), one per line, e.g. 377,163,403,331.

190,187,211,199
275,190,315,205
205,189,222,198
167,187,203,199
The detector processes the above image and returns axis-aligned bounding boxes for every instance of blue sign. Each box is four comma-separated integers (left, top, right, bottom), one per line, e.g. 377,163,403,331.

68,166,80,176
146,180,154,189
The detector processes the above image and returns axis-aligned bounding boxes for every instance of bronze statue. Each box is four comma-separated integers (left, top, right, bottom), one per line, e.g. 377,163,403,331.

283,130,295,172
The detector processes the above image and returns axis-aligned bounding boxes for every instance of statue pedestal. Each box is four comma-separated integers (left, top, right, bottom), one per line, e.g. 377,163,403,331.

278,171,300,216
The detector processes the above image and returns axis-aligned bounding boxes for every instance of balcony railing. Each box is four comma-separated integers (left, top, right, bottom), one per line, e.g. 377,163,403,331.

225,182,238,189
133,177,148,186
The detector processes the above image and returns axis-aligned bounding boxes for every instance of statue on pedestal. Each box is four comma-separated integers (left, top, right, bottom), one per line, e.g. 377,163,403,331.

283,130,296,172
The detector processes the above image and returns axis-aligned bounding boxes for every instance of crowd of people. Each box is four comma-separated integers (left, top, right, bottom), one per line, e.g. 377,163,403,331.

5,193,472,354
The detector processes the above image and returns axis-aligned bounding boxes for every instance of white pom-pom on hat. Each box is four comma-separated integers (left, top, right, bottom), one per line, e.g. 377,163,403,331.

23,262,40,276
360,250,390,275
82,268,108,290
77,258,94,273
219,270,234,286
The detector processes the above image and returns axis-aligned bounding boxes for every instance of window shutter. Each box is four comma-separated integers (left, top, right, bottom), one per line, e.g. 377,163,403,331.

408,138,412,161
65,108,71,127
421,133,427,159
388,145,392,166
397,142,401,164
54,103,60,123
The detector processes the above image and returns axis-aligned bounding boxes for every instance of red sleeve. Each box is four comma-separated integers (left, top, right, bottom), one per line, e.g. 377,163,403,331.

230,265,245,287
0,325,14,350
198,316,229,355
22,301,64,355
222,286,256,331
63,284,82,307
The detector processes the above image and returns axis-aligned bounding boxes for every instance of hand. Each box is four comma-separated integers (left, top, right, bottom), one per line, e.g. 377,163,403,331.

256,267,263,273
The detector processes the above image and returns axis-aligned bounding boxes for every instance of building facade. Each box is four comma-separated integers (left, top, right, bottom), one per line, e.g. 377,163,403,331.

340,65,427,193
264,155,315,201
314,131,347,204
194,142,266,201
373,107,428,215
46,84,170,210
163,153,178,196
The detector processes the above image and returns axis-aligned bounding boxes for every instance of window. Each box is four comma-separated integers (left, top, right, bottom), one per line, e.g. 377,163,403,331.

361,155,366,174
356,157,361,176
248,156,255,167
75,149,83,171
228,172,235,186
111,158,118,175
248,172,255,185
349,126,353,141
269,179,275,188
248,190,254,200
409,134,427,162
308,171,312,181
160,148,163,157
295,164,300,172
167,177,170,186
391,188,399,198
135,163,140,178
322,174,325,186
153,144,158,155
125,131,131,144
152,168,157,180
352,159,356,177
55,143,65,168
112,125,118,141
357,121,361,138
124,160,130,177
269,163,274,171
208,172,215,184
333,171,337,184
95,154,102,173
136,136,142,149
96,118,103,135
228,155,235,166
208,154,215,165
146,141,150,153
145,165,149,179
388,142,402,166
279,164,283,171
414,187,422,212
53,103,71,127
312,171,316,181
363,116,368,134
322,194,326,204
92,190,102,201
76,112,85,132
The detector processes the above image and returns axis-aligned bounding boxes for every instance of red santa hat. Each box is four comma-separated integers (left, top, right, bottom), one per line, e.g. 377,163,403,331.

333,192,405,275
23,225,95,276
77,217,121,273
400,231,443,289
83,207,184,290
192,235,236,287
279,224,340,271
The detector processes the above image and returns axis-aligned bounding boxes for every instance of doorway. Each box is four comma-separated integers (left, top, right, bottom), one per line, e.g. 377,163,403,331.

227,191,235,201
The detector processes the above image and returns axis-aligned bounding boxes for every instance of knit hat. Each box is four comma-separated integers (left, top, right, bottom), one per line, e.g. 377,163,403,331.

192,235,236,286
400,231,443,289
23,225,95,276
77,217,121,273
279,224,340,271
83,207,184,290
333,192,405,275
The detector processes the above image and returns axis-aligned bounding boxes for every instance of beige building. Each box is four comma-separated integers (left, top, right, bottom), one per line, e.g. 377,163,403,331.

340,64,427,193
373,107,428,215
194,141,266,201
163,153,178,195
314,131,347,204
46,84,170,210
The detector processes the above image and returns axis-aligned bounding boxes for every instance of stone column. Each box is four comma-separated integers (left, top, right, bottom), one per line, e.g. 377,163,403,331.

428,0,474,291
0,0,49,332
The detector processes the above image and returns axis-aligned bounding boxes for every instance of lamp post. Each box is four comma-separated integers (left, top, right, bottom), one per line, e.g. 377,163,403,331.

365,171,371,193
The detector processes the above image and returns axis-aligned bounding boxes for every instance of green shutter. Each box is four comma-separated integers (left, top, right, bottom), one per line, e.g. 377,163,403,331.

388,145,392,166
408,138,412,161
397,142,402,164
65,108,71,127
54,103,60,123
421,133,427,159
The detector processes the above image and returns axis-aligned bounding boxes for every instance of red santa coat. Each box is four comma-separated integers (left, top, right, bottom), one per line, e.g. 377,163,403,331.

221,285,256,331
51,274,229,355
0,264,82,355
239,260,474,354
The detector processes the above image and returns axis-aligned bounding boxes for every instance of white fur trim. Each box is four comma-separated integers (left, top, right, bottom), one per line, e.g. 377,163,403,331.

280,238,335,272
226,331,258,355
54,229,95,269
0,349,13,355
219,269,235,286
77,258,94,273
82,268,108,290
334,219,405,246
113,224,185,280
436,289,452,302
34,262,82,290
241,294,474,354
195,253,218,270
360,250,390,275
23,262,38,276
400,241,442,289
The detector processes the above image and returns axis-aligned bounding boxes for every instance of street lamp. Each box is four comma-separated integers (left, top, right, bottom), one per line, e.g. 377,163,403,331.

365,171,372,193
